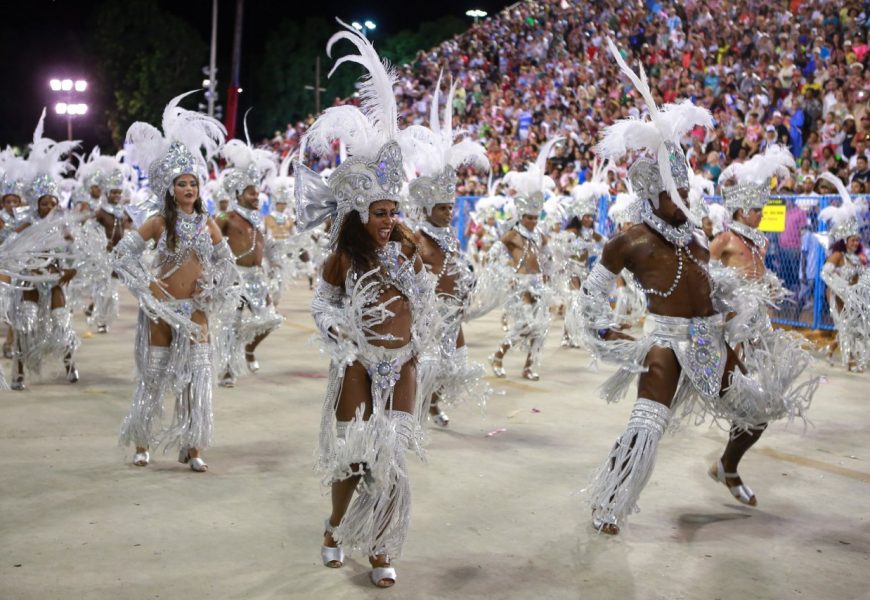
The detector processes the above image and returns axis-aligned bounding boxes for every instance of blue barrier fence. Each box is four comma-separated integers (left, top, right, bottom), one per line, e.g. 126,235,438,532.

454,194,870,332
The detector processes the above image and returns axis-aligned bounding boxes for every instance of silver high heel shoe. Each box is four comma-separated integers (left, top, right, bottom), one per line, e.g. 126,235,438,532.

370,564,396,587
708,459,756,506
321,519,344,568
133,451,150,467
431,409,449,427
488,354,505,378
591,510,620,535
178,446,208,472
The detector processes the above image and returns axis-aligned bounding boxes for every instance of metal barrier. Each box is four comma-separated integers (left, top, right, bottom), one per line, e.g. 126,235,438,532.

454,194,870,332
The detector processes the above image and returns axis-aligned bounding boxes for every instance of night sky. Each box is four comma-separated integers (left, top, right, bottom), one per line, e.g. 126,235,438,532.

0,0,509,148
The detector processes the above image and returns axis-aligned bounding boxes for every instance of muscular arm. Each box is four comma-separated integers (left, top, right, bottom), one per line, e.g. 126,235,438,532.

709,231,729,262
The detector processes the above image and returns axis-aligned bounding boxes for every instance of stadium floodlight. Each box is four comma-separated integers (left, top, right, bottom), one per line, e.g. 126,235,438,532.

74,80,87,92
49,79,62,91
55,103,68,115
466,9,487,23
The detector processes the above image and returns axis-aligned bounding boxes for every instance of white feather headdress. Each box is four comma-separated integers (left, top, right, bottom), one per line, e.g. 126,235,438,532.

720,145,794,214
294,18,409,248
688,168,714,223
608,184,641,228
818,172,867,243
0,147,31,201
568,159,611,219
77,151,134,194
125,90,226,203
596,39,713,224
264,152,296,207
219,111,278,204
707,202,730,236
503,137,563,217
406,72,490,213
27,108,80,209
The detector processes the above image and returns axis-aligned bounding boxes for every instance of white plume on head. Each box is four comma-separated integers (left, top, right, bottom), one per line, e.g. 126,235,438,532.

571,159,612,202
125,90,225,177
27,108,79,185
608,189,640,227
818,172,867,236
596,39,713,225
720,144,795,187
302,18,399,159
503,137,562,202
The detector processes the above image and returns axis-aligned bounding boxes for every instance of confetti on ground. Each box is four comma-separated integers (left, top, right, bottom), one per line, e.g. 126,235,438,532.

486,428,507,437
506,410,520,419
531,408,541,413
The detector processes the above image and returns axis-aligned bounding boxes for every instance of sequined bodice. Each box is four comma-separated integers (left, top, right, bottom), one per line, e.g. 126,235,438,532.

835,253,865,283
154,213,214,273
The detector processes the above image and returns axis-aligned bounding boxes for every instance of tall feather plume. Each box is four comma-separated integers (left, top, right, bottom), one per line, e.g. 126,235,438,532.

327,18,398,146
161,90,226,165
598,39,711,225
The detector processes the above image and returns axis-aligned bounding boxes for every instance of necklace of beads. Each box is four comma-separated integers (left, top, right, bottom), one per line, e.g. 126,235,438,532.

639,202,710,298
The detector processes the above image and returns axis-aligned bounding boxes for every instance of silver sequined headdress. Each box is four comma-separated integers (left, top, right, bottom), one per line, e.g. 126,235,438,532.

264,153,295,208
720,145,794,215
219,112,277,205
568,159,611,220
818,172,867,243
503,137,563,217
406,73,489,215
294,19,412,248
26,108,79,209
77,150,133,193
0,147,31,201
596,39,713,225
125,90,226,204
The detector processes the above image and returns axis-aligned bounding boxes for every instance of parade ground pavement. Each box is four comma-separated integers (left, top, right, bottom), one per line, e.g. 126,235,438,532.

1,282,868,600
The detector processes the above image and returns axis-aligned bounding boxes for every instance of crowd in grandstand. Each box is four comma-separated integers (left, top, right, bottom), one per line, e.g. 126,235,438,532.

266,0,870,200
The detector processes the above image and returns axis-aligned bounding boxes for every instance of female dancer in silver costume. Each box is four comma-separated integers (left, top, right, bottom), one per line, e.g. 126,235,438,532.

112,92,238,472
294,21,436,588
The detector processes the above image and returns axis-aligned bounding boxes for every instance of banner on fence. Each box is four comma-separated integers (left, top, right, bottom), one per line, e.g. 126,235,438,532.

759,199,787,232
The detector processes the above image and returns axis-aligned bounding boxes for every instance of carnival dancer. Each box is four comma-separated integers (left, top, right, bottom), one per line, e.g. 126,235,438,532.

709,145,818,506
112,91,238,471
568,41,783,534
607,187,646,328
407,74,491,427
215,132,283,386
488,138,560,381
819,173,869,372
294,20,437,587
466,186,507,267
78,153,133,332
10,110,81,391
264,154,297,305
1,150,30,358
560,162,608,346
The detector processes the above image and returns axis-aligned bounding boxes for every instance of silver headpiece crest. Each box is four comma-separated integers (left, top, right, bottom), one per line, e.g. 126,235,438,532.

720,145,794,215
503,137,562,217
125,90,226,204
596,39,712,225
294,19,412,248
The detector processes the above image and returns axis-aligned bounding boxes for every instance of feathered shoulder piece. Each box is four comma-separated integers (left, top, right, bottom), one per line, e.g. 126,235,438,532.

294,18,411,248
503,137,563,217
595,38,712,224
818,172,866,244
125,90,225,202
27,108,80,206
721,145,794,213
406,72,490,213
688,168,714,223
608,184,641,228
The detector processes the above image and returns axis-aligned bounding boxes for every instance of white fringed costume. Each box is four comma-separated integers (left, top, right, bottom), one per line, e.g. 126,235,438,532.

293,21,439,566
712,145,818,424
113,91,238,454
568,40,774,531
818,173,870,371
405,73,493,417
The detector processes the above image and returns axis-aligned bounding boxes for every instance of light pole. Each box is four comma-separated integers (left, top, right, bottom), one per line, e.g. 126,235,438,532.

49,78,88,141
351,20,376,38
465,9,487,24
304,56,328,115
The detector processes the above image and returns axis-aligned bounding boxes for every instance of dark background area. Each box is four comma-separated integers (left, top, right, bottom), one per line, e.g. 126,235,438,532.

0,0,509,150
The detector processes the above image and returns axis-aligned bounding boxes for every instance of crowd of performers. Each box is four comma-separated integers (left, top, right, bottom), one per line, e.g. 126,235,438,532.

1,25,868,589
